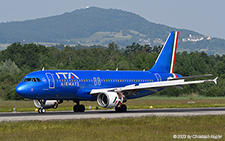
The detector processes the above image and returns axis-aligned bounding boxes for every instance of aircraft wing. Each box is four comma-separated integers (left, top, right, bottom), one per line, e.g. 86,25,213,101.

90,77,218,94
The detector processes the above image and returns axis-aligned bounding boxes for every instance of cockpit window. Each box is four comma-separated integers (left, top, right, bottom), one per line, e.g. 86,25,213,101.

32,78,37,82
24,78,31,82
22,77,41,82
36,78,41,82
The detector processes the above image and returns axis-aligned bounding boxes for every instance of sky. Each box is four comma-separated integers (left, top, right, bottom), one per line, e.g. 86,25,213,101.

0,0,224,39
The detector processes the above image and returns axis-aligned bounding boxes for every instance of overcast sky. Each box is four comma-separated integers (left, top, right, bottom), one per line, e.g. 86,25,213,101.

0,0,224,39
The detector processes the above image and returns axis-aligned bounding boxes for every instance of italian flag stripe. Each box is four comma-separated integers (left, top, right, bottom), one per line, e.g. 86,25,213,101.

170,31,179,74
172,73,177,78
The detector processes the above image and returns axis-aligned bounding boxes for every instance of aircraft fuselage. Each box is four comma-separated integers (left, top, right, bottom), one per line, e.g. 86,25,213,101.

16,70,180,101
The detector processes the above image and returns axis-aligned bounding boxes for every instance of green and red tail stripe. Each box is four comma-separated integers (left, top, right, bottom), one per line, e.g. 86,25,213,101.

171,73,177,78
169,31,179,74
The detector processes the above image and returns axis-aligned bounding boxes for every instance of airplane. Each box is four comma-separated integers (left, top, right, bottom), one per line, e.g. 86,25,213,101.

15,31,218,113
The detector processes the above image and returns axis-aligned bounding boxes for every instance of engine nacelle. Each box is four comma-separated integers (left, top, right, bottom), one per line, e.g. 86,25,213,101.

97,92,124,108
34,100,59,109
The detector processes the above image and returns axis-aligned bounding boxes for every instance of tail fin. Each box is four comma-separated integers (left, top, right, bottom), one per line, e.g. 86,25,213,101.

149,31,179,73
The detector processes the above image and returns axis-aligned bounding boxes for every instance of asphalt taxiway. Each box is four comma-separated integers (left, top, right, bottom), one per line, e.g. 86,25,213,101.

1,107,225,122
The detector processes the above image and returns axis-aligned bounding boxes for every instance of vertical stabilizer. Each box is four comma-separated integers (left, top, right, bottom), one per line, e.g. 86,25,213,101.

149,31,179,73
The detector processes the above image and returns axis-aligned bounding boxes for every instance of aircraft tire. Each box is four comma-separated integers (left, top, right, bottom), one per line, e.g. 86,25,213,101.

38,108,41,113
38,108,46,114
115,106,121,112
73,105,79,112
79,105,85,112
121,104,127,112
115,104,127,112
42,109,46,113
73,105,85,112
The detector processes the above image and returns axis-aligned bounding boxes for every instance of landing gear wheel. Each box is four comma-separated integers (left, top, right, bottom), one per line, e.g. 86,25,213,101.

73,105,79,112
115,104,127,112
73,105,85,112
121,104,127,112
79,105,85,112
38,108,46,114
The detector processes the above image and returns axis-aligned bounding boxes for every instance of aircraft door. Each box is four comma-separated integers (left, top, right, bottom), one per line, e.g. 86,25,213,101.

46,73,55,89
154,73,162,82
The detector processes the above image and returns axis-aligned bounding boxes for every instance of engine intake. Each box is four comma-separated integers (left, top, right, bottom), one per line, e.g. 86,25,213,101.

97,92,124,108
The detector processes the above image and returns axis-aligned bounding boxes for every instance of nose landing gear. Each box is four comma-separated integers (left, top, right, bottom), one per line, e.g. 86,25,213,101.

38,108,46,113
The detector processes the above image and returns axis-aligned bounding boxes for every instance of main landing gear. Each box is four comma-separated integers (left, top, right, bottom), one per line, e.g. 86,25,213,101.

73,101,85,112
115,104,127,112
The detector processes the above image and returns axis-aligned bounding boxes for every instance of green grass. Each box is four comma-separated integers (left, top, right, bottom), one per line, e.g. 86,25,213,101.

0,116,224,140
1,96,225,112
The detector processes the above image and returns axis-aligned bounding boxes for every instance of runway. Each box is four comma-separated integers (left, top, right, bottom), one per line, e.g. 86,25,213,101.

1,107,225,122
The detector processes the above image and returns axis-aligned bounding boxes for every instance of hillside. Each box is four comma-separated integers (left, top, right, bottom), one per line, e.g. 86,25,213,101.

0,7,224,55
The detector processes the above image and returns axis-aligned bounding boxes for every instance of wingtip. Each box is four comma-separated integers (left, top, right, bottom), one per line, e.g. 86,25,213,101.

214,77,218,85
204,77,218,84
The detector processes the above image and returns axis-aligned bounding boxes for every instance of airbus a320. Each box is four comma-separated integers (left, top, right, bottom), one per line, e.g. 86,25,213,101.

15,31,217,113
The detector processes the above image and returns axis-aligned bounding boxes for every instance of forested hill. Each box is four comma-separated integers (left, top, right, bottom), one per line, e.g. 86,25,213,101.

0,7,225,55
0,43,224,100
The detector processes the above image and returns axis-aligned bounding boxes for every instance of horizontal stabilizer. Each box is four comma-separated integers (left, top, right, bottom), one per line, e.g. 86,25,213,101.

168,74,213,81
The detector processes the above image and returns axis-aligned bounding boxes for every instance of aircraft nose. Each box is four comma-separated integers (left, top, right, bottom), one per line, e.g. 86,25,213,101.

15,84,26,97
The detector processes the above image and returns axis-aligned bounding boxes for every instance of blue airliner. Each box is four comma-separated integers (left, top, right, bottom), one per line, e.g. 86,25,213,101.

15,31,217,113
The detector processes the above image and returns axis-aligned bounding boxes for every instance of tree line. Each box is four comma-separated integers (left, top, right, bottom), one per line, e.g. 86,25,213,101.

0,42,224,100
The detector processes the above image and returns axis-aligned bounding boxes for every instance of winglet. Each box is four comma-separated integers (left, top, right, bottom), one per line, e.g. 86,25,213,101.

213,77,218,85
205,77,218,85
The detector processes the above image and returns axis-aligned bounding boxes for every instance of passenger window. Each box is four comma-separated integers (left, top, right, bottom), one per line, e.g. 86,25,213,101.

24,78,31,82
32,78,37,82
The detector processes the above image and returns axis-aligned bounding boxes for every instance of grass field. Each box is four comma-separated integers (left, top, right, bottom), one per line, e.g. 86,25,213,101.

1,96,225,112
0,115,224,140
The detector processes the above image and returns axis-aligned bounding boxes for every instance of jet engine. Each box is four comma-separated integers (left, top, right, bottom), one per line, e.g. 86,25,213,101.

34,100,61,109
97,92,124,108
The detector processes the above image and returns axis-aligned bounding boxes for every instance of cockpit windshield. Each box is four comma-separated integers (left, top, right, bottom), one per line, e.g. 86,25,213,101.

36,78,41,82
32,78,36,82
22,78,41,82
24,78,31,82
